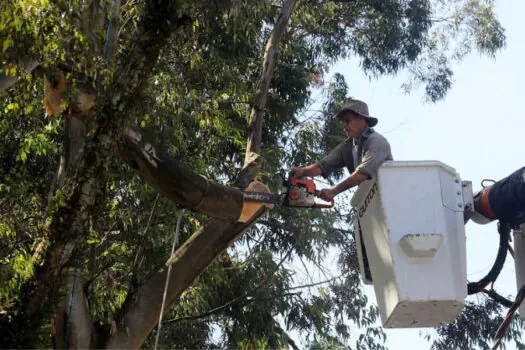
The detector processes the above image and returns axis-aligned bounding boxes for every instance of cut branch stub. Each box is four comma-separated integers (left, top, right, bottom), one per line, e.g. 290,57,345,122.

120,129,244,220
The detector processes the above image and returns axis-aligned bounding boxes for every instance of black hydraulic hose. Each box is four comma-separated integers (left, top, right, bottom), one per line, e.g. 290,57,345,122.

468,222,511,295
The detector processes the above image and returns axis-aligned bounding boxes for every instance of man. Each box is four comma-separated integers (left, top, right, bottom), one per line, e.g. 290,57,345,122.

292,99,393,202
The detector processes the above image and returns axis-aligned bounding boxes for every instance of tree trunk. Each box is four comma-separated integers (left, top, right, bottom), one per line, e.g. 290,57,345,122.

54,270,93,349
7,1,181,346
106,0,297,347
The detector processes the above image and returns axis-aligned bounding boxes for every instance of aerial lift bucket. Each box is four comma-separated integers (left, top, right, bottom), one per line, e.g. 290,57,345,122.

351,161,469,328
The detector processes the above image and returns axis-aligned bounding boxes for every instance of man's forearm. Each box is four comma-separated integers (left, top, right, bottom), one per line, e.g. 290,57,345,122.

333,171,369,196
299,164,322,177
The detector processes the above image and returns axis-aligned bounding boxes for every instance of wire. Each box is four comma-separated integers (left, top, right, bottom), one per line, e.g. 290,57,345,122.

468,222,511,295
481,179,496,188
154,210,183,350
63,273,77,350
103,0,117,59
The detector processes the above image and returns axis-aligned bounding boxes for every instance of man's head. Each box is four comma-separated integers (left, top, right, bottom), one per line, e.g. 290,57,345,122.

336,99,378,138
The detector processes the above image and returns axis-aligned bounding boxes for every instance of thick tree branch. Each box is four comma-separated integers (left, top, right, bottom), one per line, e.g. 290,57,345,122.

119,128,244,220
241,0,297,187
104,0,121,60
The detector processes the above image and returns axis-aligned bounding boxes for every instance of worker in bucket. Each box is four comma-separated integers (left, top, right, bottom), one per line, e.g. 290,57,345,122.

469,167,525,227
292,99,393,202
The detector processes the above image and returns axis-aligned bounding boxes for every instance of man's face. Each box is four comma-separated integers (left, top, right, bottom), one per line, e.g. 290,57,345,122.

341,112,367,137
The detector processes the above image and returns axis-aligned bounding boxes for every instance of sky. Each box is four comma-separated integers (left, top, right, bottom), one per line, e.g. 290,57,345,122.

325,0,525,349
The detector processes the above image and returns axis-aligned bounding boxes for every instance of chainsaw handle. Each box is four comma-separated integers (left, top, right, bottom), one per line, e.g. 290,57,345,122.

314,190,334,209
314,200,334,209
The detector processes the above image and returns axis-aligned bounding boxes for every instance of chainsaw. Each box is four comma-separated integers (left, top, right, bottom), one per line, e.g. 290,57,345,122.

243,169,334,209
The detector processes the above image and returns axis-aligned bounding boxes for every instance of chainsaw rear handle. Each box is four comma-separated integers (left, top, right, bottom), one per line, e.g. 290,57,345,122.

314,200,334,209
314,190,334,208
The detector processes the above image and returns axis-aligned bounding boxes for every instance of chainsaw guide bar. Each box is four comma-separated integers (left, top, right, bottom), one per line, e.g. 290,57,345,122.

242,169,334,209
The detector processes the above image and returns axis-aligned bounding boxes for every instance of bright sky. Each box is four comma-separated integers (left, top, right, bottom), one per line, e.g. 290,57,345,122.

328,0,525,348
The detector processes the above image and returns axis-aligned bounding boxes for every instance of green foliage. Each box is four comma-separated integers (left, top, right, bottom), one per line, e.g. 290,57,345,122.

431,298,525,350
0,0,516,349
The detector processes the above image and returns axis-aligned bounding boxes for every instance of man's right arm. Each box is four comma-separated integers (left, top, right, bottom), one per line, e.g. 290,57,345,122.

292,163,322,178
293,142,346,178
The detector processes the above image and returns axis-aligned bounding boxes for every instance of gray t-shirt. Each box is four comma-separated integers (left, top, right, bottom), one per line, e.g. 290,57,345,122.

317,127,393,178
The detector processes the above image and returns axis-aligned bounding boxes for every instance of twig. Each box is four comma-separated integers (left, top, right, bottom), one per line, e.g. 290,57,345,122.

274,323,300,350
163,249,294,325
131,193,160,273
287,273,345,291
508,244,515,259
492,284,525,349
95,220,120,255
84,262,115,293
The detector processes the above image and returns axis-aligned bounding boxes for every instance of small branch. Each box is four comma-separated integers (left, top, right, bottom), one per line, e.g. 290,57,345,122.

132,193,160,273
492,284,525,349
287,273,345,291
274,323,300,350
163,249,293,325
95,220,120,255
84,262,115,294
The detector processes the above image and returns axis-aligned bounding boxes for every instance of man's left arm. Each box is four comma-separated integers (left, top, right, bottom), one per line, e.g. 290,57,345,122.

333,171,369,195
320,136,391,201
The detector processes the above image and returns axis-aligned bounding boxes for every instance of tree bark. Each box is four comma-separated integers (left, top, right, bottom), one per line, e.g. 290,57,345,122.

0,58,39,91
243,0,296,170
106,1,297,347
54,270,93,349
104,0,121,60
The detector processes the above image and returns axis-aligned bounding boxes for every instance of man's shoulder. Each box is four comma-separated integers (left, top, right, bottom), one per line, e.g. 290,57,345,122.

367,130,390,145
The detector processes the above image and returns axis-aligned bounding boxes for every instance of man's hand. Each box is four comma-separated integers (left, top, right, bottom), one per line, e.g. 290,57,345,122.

291,166,306,178
320,188,335,202
291,164,322,178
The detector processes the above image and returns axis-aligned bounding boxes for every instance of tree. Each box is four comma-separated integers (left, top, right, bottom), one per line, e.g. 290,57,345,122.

0,0,517,349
